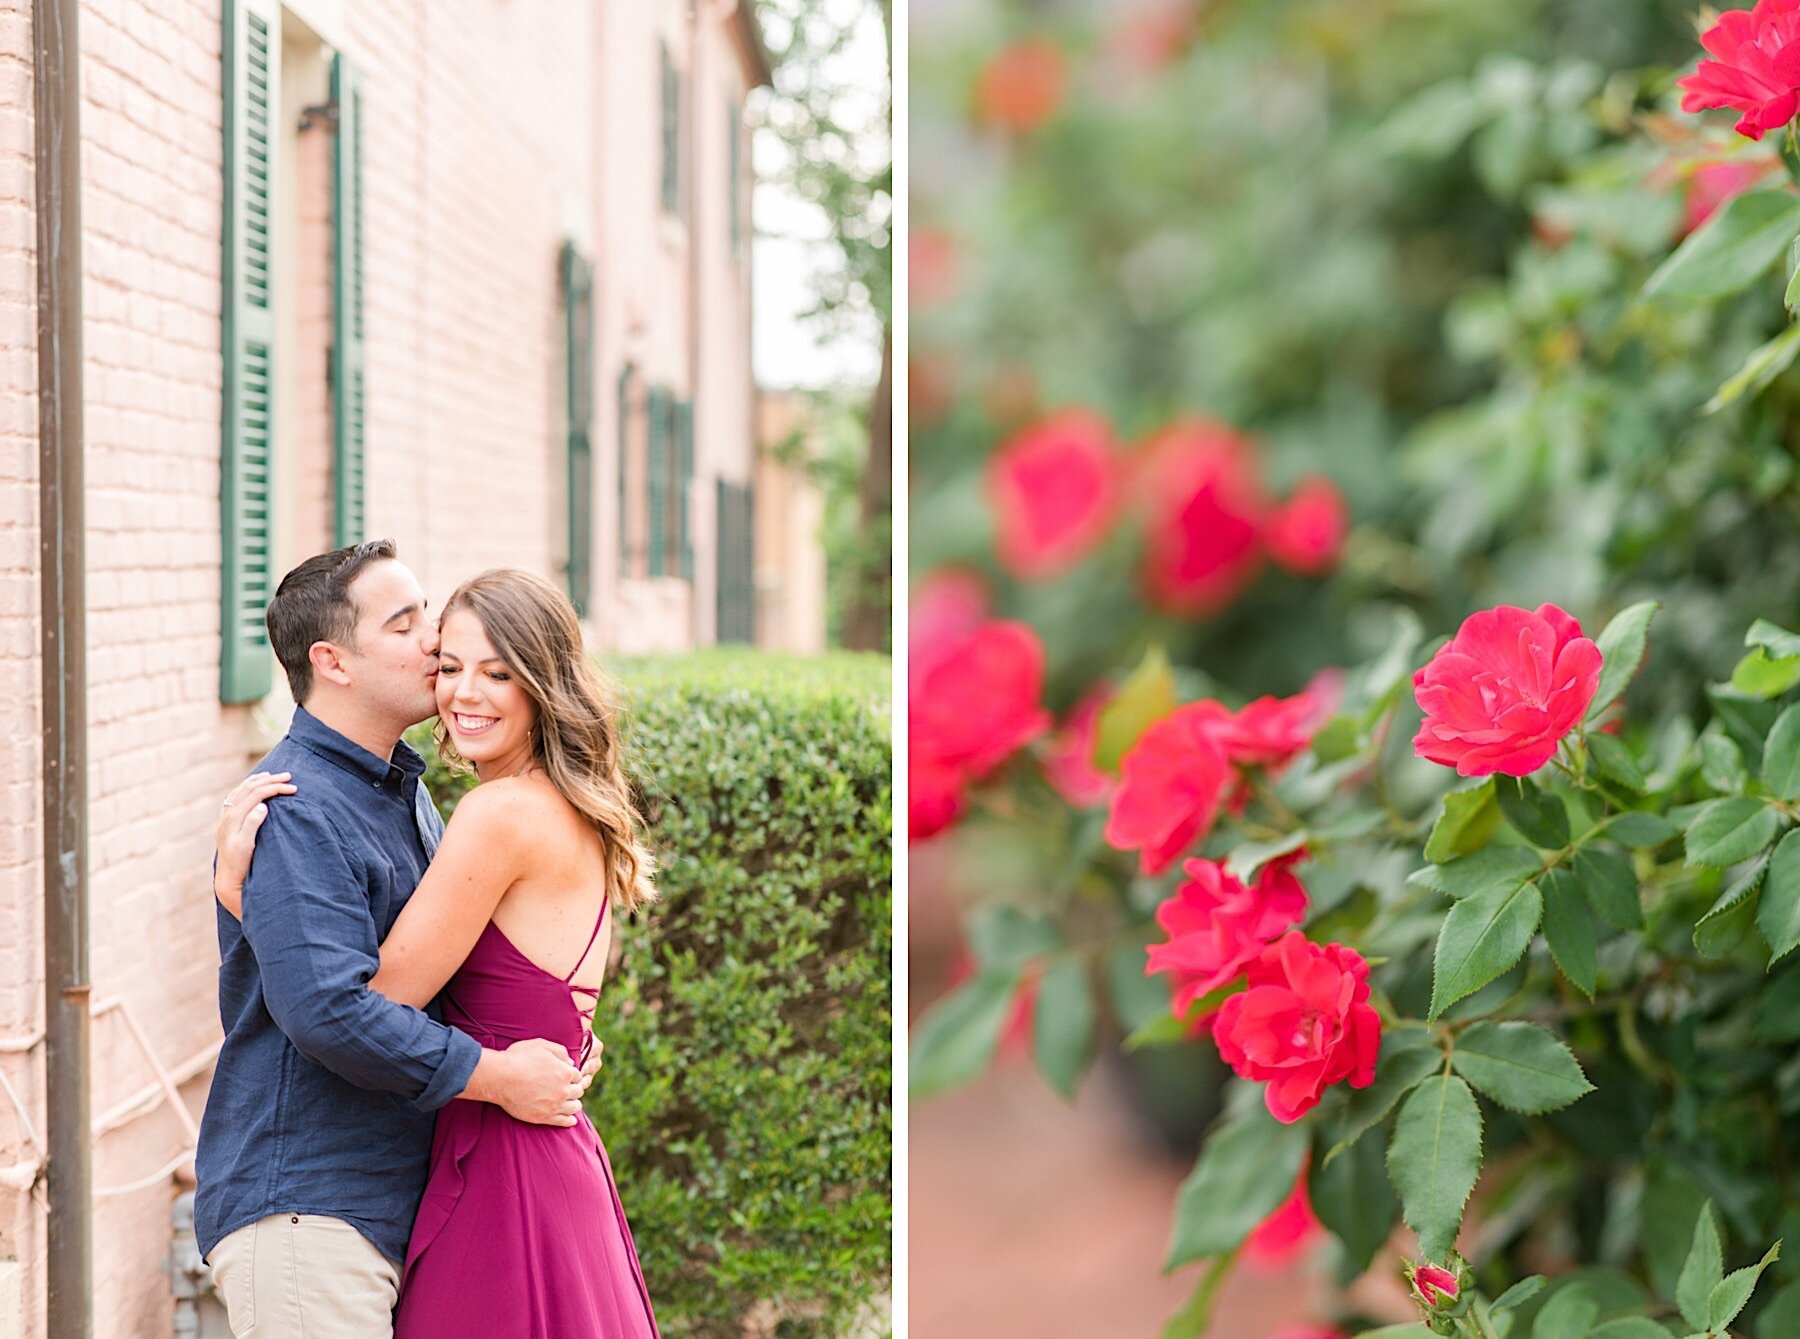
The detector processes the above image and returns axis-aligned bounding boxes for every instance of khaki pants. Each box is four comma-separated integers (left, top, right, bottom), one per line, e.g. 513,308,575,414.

208,1213,400,1339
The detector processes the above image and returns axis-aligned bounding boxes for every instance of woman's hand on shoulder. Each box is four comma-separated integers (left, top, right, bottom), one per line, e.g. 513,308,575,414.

213,771,296,920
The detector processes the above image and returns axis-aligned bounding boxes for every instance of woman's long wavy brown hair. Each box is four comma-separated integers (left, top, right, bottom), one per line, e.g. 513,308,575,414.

433,568,656,913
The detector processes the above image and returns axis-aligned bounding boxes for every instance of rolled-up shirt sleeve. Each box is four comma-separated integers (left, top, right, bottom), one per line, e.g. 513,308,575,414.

240,797,480,1110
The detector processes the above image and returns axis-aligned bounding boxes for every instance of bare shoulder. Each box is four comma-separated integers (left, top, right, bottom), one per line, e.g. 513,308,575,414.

443,774,573,845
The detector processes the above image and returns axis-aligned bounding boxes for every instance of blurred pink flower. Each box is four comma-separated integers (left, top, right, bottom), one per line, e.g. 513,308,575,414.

910,619,1052,840
1681,156,1781,234
1220,674,1340,772
1135,418,1268,615
1103,702,1235,875
1107,0,1207,73
1412,603,1601,777
1243,1162,1323,1271
973,38,1066,133
1146,854,1308,1016
1265,475,1349,575
910,569,989,690
987,409,1120,578
911,227,960,309
1212,932,1381,1124
1678,0,1800,140
1042,687,1115,809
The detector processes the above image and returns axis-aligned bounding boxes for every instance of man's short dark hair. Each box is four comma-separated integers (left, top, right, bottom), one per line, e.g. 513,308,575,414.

266,539,399,702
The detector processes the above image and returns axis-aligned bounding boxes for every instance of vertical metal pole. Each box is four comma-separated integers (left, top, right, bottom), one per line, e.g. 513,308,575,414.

33,0,92,1333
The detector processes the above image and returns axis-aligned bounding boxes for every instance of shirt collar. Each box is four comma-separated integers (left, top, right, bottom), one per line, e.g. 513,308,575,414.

290,705,427,788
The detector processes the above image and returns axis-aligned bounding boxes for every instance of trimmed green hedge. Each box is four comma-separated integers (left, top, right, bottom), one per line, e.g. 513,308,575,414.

413,650,892,1335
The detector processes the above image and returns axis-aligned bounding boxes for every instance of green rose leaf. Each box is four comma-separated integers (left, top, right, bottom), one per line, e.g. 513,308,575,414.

1685,797,1783,869
1531,1284,1599,1339
1224,830,1309,883
1757,829,1800,962
1313,1116,1397,1273
1749,618,1800,660
1697,854,1770,958
968,905,1063,973
1496,776,1570,848
1409,847,1542,902
1677,1202,1724,1331
1540,871,1597,999
1490,1276,1546,1313
1425,779,1501,863
1587,1320,1675,1339
1764,703,1800,802
1094,644,1178,772
909,970,1019,1099
1589,600,1661,720
1706,321,1800,412
1644,188,1800,302
1732,648,1800,700
1324,1028,1442,1166
1710,1242,1780,1331
1388,1075,1483,1261
1429,879,1545,1020
1164,1106,1309,1268
1450,1021,1594,1114
1033,957,1095,1100
1586,732,1645,792
1609,811,1679,849
1571,846,1643,930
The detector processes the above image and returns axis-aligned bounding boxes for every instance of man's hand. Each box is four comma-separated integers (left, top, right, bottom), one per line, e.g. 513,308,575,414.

462,1038,586,1126
577,1038,604,1098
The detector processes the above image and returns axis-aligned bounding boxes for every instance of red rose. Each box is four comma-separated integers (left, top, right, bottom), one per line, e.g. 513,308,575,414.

1211,931,1382,1124
973,38,1066,133
909,569,989,692
1243,1162,1323,1272
1103,702,1234,875
1219,673,1340,771
1042,687,1115,809
1135,418,1267,615
1682,157,1780,234
1145,855,1309,1016
1265,475,1349,575
1678,0,1800,141
1412,1263,1461,1308
910,620,1052,839
1412,602,1602,778
986,409,1120,578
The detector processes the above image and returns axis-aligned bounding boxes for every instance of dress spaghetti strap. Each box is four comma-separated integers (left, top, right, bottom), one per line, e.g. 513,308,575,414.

564,893,610,985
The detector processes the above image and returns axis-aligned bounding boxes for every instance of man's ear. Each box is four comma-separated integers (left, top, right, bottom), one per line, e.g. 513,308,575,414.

309,640,352,690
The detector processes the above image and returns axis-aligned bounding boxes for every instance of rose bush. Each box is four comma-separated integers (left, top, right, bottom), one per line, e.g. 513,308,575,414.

911,0,1800,1333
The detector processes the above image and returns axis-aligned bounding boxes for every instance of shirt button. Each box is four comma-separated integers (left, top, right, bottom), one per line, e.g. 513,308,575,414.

290,1215,299,1224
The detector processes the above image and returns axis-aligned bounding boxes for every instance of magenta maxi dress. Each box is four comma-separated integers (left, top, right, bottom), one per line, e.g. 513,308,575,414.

394,898,660,1338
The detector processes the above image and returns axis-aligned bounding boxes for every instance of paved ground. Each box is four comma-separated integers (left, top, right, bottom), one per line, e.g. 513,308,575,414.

909,1054,1336,1338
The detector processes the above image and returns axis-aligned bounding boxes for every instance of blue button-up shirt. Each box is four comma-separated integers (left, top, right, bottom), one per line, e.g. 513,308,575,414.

195,707,481,1265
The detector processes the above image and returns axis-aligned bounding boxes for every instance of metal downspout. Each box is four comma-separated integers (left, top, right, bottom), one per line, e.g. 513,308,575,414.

686,0,703,644
33,0,92,1334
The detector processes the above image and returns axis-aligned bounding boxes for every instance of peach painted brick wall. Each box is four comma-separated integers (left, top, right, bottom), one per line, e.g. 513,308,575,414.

0,1,764,1335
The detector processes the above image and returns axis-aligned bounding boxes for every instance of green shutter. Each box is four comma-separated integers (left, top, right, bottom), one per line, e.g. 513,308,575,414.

562,242,595,616
220,0,280,703
716,480,755,643
616,364,635,572
646,386,667,577
676,398,694,580
728,98,742,258
330,53,365,548
660,44,679,214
